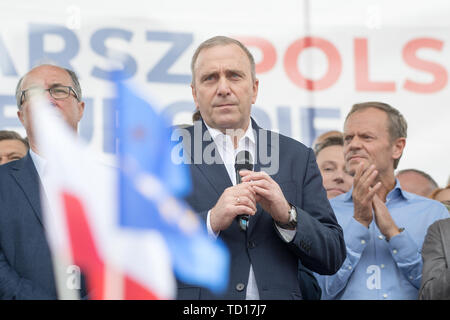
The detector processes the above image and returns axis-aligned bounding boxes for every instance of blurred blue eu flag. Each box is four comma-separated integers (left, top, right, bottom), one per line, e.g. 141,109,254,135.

112,71,229,293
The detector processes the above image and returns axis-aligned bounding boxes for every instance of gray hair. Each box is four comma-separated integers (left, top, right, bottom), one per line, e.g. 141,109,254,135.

345,102,408,169
190,36,256,86
15,65,82,109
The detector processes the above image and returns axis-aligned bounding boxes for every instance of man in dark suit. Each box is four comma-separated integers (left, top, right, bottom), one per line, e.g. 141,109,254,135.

419,217,450,300
0,64,86,299
176,36,345,300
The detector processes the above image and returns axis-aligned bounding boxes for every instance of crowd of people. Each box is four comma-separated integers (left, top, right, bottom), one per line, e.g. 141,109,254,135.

0,36,449,300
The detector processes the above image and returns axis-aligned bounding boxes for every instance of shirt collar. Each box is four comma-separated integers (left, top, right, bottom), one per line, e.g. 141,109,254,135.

204,120,256,146
393,178,414,201
29,148,47,178
342,187,353,202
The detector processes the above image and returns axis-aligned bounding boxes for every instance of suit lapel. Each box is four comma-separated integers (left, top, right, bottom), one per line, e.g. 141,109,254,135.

196,162,232,199
10,152,44,227
186,120,232,197
439,219,450,268
248,120,274,236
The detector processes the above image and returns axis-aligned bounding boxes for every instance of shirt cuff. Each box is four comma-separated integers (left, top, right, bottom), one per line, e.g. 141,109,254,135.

206,210,220,239
275,223,296,242
345,217,371,256
387,229,419,263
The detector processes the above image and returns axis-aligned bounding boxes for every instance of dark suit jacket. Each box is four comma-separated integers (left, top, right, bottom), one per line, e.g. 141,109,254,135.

419,217,450,300
176,119,345,300
298,261,322,300
0,153,87,300
0,153,57,299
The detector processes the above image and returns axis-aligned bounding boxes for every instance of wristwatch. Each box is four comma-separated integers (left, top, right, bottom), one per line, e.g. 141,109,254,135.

277,204,298,229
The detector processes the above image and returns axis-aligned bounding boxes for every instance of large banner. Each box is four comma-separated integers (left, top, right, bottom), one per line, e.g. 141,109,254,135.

1,0,449,185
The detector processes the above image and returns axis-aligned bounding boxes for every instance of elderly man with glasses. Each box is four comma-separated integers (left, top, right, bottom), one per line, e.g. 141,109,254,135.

15,65,84,151
0,64,87,299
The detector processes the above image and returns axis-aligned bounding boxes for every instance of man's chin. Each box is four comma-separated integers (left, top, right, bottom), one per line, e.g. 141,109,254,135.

214,118,248,132
346,159,368,176
327,189,346,199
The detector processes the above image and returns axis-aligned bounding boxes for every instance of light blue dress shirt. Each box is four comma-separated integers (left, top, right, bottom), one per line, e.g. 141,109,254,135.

317,180,449,300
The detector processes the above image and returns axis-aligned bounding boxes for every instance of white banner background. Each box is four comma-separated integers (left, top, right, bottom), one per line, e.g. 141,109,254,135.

0,0,449,186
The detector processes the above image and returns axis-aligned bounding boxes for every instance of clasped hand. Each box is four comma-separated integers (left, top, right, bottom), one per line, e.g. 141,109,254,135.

352,162,401,239
210,170,290,233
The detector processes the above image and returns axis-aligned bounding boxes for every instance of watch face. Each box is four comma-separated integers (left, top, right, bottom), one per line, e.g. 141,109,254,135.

290,206,297,222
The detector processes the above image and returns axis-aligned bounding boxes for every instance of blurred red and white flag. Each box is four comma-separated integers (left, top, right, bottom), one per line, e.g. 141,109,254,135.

30,93,175,300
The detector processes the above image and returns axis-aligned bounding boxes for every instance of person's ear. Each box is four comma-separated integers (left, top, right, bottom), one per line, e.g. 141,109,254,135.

392,137,406,162
251,78,259,104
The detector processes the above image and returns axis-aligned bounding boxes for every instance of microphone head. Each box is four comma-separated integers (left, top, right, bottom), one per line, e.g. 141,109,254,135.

235,150,253,171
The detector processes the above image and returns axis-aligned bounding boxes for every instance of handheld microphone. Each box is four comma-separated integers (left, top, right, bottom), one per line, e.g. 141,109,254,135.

235,150,253,231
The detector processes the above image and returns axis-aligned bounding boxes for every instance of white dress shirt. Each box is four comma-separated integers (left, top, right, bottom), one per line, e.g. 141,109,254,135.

29,149,47,188
204,121,296,300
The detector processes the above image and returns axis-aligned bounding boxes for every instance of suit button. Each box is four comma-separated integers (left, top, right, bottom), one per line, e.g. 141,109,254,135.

236,283,245,292
248,241,256,249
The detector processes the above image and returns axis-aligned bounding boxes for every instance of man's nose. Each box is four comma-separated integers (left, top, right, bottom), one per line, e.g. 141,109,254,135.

347,136,362,151
333,170,345,183
44,91,57,106
217,77,231,96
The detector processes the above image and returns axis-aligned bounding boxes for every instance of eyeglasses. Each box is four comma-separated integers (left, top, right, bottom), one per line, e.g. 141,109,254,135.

20,85,79,106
